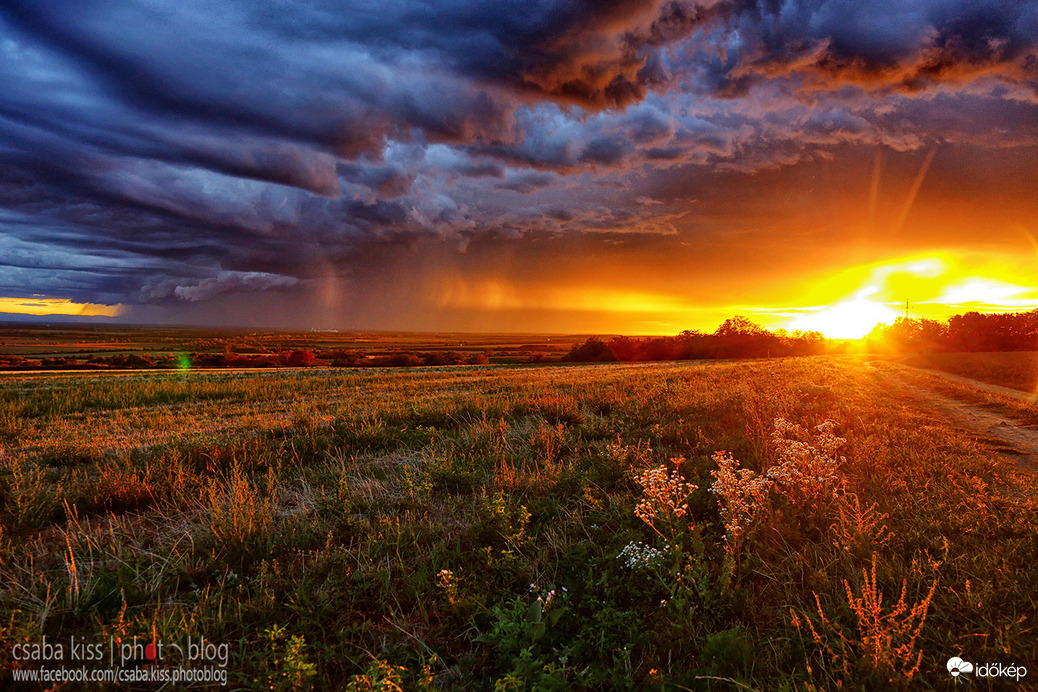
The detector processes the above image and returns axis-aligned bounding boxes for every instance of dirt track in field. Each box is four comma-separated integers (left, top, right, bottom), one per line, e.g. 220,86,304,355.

873,361,1038,475
901,365,1038,405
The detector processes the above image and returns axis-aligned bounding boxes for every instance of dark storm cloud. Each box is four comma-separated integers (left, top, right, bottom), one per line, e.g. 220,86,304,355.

144,271,303,302
496,171,558,194
0,0,1034,317
698,0,1038,94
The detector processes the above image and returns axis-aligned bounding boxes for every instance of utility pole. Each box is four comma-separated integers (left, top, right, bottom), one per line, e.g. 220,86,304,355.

905,300,909,319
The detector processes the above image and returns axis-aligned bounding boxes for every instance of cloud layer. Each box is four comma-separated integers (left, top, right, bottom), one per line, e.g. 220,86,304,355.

0,0,1035,326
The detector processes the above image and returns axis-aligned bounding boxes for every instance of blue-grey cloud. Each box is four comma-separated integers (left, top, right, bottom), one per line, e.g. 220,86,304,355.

0,0,1034,321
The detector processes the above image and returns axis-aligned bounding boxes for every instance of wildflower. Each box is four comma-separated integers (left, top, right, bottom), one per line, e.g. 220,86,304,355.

633,461,697,539
709,451,772,554
710,417,847,553
795,554,938,682
437,569,459,603
767,418,846,505
617,541,668,571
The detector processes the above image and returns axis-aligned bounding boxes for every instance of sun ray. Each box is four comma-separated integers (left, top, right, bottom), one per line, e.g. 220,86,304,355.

867,148,883,233
890,148,936,237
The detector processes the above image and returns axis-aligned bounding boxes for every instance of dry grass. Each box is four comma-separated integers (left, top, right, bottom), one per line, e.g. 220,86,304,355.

1,356,1036,689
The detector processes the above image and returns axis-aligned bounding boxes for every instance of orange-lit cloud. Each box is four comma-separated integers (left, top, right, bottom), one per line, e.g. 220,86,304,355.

0,297,122,317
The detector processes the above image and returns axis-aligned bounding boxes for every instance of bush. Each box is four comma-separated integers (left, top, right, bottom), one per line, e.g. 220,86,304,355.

563,337,616,362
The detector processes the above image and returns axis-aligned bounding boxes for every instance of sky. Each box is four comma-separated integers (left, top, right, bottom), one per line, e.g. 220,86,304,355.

0,0,1036,337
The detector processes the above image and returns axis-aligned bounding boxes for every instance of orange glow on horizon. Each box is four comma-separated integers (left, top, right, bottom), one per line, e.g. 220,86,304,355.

0,296,122,318
432,277,696,316
778,251,1038,339
573,249,1038,338
417,248,1038,338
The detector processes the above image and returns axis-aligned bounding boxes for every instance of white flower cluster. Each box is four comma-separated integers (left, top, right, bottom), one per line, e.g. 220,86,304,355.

617,540,671,570
708,451,772,549
710,418,847,552
768,418,846,505
529,585,567,609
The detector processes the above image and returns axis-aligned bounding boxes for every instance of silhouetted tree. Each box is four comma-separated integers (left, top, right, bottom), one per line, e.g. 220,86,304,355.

867,317,948,353
713,316,777,358
947,310,1038,351
607,335,642,361
564,337,616,362
563,319,828,363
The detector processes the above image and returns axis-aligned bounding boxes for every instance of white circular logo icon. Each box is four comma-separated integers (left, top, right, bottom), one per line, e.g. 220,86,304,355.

947,657,974,677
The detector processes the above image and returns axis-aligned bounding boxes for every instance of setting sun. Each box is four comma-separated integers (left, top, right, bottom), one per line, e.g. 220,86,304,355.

786,296,901,339
775,251,1038,340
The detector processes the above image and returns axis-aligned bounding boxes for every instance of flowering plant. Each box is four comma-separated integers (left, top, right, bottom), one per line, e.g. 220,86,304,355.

710,418,847,556
632,461,697,540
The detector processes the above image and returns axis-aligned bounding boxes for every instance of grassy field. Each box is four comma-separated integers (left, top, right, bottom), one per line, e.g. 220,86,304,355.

905,351,1038,396
1,356,1036,689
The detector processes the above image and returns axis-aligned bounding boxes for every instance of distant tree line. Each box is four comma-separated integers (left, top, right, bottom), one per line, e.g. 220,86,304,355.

0,348,492,371
161,348,491,369
563,316,828,362
867,310,1038,353
0,353,168,370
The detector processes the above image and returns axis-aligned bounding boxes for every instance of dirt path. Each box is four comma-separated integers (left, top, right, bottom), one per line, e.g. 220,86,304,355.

899,364,1037,405
870,361,1038,475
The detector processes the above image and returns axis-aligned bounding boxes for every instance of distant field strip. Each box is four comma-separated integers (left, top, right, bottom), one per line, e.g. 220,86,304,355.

904,351,1038,395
